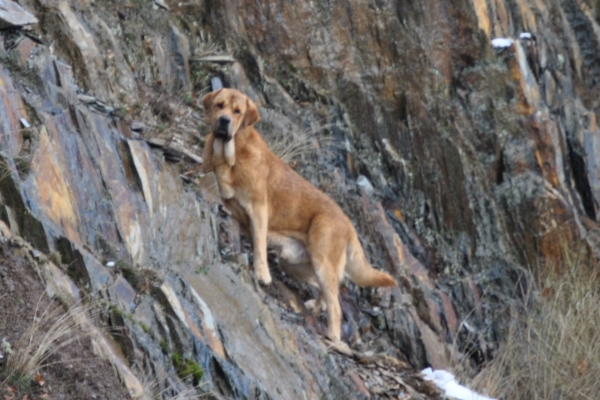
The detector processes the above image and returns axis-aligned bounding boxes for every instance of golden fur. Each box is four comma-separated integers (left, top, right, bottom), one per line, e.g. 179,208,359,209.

202,88,396,341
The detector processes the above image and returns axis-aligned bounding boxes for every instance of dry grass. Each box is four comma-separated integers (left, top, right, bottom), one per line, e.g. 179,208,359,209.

261,120,335,164
0,156,14,183
1,298,94,386
139,366,213,400
469,253,600,399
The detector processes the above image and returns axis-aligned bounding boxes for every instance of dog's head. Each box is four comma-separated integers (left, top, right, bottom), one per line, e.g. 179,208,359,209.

202,88,260,142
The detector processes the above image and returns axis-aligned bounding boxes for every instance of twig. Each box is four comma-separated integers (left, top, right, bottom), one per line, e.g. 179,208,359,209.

146,138,203,164
192,55,235,63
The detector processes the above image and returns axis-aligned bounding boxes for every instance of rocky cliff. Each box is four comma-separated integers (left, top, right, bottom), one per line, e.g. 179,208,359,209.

0,0,598,398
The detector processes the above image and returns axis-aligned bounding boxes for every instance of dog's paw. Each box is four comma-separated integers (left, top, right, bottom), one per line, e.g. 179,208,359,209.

255,269,272,285
304,299,317,310
304,299,326,316
253,261,272,285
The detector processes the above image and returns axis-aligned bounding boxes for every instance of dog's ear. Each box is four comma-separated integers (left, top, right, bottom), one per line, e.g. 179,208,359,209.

243,98,260,127
202,89,223,111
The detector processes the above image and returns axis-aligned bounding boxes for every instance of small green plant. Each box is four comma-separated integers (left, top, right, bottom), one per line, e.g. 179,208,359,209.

5,373,32,391
157,123,166,132
131,102,143,114
117,105,128,117
140,322,156,340
159,339,169,354
171,352,181,366
112,306,135,323
187,182,200,192
182,93,195,107
119,263,140,287
172,354,203,384
195,266,207,275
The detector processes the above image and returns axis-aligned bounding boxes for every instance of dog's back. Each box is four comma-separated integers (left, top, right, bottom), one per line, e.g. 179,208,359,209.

231,127,396,286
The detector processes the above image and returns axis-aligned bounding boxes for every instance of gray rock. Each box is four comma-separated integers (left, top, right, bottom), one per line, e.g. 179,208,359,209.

130,121,145,132
154,0,169,10
77,94,96,104
210,76,223,91
0,0,37,29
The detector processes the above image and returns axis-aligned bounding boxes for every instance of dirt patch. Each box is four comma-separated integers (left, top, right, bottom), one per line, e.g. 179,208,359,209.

0,242,129,400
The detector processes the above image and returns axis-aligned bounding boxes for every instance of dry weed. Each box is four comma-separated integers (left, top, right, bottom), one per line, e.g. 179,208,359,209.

261,119,335,164
139,365,213,400
0,156,14,183
469,253,600,399
1,298,95,385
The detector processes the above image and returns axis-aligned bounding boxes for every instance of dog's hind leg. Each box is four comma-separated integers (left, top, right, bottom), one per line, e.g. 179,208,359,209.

307,217,347,342
313,261,341,341
304,293,326,316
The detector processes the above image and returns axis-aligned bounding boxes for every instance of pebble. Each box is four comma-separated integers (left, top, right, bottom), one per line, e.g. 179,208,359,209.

77,94,96,104
130,122,145,132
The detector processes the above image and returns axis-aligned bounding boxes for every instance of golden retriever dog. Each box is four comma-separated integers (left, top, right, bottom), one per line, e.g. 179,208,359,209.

202,88,396,342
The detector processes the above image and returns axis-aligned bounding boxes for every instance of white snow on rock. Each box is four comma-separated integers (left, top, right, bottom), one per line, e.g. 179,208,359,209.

356,175,374,196
519,32,533,40
421,368,496,400
491,38,514,48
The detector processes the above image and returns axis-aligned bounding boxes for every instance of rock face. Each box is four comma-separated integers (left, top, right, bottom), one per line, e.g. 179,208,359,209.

207,0,600,364
0,0,599,398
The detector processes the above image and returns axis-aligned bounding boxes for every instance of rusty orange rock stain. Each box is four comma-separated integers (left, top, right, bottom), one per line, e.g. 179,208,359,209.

182,307,226,359
32,127,81,244
393,208,403,221
470,0,491,37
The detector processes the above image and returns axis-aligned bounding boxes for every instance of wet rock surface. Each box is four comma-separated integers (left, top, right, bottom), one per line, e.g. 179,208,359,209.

0,0,598,398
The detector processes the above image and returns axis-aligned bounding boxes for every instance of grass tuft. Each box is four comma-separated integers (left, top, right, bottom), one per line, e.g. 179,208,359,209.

469,253,600,399
172,353,203,384
259,115,335,164
1,299,95,386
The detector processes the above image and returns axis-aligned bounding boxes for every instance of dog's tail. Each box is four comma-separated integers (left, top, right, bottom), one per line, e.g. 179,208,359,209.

346,232,396,288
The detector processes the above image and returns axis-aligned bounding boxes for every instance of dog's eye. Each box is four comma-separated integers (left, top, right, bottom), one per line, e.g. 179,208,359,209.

234,109,241,114
216,103,224,109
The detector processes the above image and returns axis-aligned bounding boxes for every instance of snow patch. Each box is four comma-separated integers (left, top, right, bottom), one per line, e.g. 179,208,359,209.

356,175,374,196
491,38,514,48
519,32,533,40
421,368,496,400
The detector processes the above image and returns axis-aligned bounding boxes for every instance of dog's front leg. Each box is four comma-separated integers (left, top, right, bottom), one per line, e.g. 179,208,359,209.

215,165,235,199
247,201,271,285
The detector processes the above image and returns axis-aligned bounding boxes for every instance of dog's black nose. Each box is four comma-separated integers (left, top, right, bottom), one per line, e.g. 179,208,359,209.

218,116,231,126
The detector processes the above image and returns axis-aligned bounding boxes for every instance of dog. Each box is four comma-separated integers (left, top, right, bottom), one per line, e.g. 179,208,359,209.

202,88,396,342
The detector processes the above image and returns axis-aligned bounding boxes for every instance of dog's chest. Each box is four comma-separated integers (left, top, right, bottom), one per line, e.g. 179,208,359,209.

214,165,235,199
211,135,259,203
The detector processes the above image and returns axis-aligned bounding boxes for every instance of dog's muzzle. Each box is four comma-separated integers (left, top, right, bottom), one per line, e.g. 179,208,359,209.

215,116,232,141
